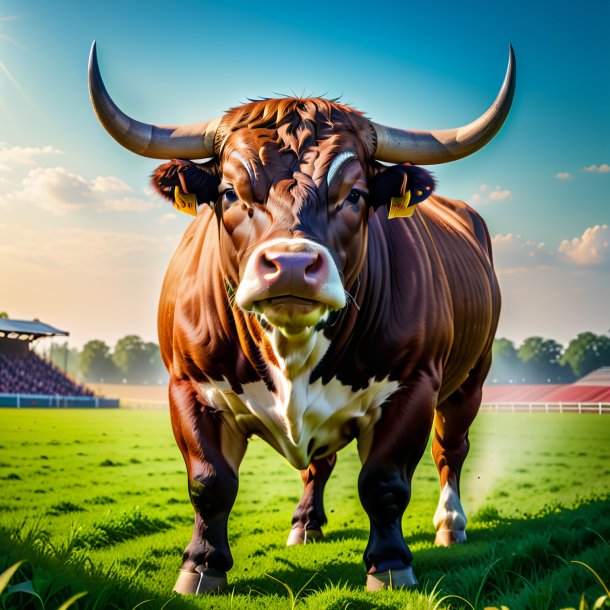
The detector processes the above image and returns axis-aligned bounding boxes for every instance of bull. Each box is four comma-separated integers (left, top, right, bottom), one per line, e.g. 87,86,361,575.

88,43,514,594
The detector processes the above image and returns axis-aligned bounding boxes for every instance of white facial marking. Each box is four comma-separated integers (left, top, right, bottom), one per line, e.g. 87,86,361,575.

433,482,467,533
198,335,399,470
327,151,357,187
230,150,255,183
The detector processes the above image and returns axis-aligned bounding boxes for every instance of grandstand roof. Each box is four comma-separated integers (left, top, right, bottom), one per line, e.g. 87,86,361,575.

0,318,69,341
573,367,610,386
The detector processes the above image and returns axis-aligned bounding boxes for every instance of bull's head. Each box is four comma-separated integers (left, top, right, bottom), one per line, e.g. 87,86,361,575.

89,43,515,341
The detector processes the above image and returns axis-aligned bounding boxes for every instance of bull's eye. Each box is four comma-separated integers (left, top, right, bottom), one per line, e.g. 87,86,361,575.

346,189,363,205
223,188,239,204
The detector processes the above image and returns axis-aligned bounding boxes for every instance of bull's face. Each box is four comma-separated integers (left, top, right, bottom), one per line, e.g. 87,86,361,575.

88,43,514,339
151,100,436,339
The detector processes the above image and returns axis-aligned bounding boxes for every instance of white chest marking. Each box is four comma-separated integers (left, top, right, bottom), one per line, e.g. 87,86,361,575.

198,334,399,469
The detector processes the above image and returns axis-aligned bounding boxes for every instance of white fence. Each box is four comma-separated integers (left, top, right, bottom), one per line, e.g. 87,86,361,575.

481,402,610,415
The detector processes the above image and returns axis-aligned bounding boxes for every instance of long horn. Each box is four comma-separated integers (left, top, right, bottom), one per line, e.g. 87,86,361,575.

372,45,516,165
88,42,219,159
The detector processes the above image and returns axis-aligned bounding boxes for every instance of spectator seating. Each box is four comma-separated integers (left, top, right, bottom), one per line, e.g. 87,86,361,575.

0,351,93,397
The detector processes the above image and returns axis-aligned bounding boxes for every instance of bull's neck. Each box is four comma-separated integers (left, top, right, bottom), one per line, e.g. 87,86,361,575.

265,327,329,378
233,308,329,382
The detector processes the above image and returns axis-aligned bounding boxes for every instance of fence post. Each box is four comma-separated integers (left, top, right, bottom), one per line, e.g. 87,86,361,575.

578,403,581,414
600,403,603,415
16,394,20,409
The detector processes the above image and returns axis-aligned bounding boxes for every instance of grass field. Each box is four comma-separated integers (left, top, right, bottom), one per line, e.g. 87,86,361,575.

0,410,609,609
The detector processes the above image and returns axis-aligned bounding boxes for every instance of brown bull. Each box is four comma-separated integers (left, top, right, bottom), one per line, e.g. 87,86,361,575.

89,43,514,593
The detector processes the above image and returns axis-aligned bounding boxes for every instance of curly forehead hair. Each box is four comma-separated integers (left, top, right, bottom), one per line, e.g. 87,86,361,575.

215,98,376,159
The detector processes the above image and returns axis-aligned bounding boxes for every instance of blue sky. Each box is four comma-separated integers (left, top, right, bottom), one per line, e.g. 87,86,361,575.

0,0,608,348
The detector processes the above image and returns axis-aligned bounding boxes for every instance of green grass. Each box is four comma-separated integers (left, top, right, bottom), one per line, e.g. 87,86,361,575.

0,410,608,609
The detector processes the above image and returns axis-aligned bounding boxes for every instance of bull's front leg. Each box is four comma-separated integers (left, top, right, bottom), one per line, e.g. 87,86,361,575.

357,375,436,591
169,378,247,595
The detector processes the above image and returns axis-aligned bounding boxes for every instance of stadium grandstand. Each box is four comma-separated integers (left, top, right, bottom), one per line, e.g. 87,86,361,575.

0,318,118,408
482,367,610,414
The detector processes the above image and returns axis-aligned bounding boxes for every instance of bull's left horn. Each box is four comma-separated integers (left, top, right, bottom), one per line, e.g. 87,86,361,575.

88,42,219,159
372,45,516,165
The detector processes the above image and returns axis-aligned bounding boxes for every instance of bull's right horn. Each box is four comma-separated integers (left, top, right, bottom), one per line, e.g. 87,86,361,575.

88,41,219,159
372,45,516,165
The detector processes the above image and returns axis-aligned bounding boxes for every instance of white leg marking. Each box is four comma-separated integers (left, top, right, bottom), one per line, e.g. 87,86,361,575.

433,482,467,533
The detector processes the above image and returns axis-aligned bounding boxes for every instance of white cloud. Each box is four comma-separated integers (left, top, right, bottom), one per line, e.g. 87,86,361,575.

582,164,610,173
493,225,610,271
0,144,61,170
98,198,155,213
0,226,172,273
492,233,554,271
469,184,512,206
90,176,133,193
555,171,572,180
158,212,178,225
0,166,155,216
558,224,609,266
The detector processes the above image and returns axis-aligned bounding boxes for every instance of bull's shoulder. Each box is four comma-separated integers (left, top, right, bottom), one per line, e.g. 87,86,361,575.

418,195,493,259
157,208,222,372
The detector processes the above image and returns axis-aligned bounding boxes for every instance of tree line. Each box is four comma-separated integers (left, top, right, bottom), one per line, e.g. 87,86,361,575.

47,336,168,385
489,332,610,384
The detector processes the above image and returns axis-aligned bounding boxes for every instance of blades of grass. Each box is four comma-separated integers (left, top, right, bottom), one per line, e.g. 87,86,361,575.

295,572,318,602
585,528,609,548
593,596,609,610
435,594,475,610
579,592,588,610
0,560,25,595
265,573,295,608
427,576,446,610
57,591,88,610
571,561,610,597
159,596,177,610
473,558,503,607
130,599,153,610
4,580,44,607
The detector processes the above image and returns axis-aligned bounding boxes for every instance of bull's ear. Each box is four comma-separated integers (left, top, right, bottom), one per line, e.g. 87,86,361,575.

151,159,219,216
369,163,435,218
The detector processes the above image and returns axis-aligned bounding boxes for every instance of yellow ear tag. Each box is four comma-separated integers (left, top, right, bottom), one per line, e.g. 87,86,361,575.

173,186,198,217
388,189,415,219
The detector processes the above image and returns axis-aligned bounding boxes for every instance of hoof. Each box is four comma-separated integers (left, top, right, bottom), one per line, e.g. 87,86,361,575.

435,529,467,546
286,527,323,546
173,567,227,594
366,566,417,591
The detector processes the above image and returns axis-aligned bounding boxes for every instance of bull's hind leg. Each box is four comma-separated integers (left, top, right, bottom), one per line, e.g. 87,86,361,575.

287,453,336,545
432,353,491,546
169,379,247,594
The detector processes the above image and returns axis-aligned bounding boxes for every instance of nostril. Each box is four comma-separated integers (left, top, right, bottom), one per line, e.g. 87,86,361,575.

304,253,324,278
260,252,279,272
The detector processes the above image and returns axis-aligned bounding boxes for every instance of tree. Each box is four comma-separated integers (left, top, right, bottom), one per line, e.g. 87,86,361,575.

49,342,81,377
560,332,610,379
488,338,522,383
113,335,167,384
0,312,8,319
79,340,119,383
517,336,572,383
